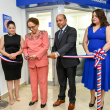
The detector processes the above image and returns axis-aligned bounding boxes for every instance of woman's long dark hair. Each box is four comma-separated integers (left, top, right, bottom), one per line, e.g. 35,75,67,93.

90,9,109,27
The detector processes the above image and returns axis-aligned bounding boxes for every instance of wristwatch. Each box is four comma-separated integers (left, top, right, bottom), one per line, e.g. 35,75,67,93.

55,52,58,58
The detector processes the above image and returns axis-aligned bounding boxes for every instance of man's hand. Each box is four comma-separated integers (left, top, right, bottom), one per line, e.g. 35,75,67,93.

47,52,57,59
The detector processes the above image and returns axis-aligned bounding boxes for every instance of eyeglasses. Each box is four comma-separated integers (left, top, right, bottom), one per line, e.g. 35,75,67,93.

28,25,36,30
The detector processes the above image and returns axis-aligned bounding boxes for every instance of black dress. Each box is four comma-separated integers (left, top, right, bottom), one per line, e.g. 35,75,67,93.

1,34,23,80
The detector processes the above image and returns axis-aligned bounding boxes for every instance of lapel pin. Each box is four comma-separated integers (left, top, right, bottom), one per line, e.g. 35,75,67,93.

65,31,66,32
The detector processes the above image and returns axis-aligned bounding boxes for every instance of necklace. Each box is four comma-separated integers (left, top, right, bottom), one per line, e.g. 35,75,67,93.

8,34,13,37
8,33,15,37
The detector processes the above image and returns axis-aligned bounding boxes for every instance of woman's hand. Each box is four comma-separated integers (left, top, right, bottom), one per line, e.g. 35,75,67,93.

86,52,94,55
29,55,37,60
24,56,29,60
24,54,29,60
10,53,17,60
7,53,17,60
7,54,11,59
86,52,95,59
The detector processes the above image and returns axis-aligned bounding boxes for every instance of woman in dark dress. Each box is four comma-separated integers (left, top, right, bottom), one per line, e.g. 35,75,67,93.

0,21,24,105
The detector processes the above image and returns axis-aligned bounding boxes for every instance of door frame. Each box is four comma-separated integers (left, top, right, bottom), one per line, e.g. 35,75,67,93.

26,9,56,85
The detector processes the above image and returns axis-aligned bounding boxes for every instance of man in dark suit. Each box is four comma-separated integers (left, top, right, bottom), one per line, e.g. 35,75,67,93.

47,14,80,110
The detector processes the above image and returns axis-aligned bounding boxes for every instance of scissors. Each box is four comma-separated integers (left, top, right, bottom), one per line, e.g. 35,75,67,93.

26,54,29,58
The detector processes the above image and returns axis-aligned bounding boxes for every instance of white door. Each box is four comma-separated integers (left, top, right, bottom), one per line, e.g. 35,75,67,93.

65,8,92,83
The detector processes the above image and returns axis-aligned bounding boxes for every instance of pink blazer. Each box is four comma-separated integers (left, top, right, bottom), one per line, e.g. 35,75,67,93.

23,31,49,68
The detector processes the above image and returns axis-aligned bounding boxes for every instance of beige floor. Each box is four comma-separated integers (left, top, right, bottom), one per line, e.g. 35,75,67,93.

1,83,110,110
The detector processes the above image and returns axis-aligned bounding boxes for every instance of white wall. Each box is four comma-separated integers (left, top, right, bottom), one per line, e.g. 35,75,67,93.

65,12,92,55
0,0,27,95
106,11,110,24
29,13,51,36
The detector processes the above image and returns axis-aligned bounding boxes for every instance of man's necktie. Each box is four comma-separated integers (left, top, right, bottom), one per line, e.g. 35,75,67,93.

58,30,63,42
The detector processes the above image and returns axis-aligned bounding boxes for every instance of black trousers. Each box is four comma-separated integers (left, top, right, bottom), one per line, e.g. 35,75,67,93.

57,61,77,103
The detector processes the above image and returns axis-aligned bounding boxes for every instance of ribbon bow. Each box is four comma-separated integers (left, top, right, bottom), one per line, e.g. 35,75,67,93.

94,48,107,67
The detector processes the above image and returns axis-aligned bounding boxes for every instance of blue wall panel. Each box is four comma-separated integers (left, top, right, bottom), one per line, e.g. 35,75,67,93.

16,0,63,6
16,0,110,9
63,0,110,9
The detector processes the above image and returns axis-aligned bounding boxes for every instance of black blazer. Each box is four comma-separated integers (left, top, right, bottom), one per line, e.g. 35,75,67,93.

52,25,80,68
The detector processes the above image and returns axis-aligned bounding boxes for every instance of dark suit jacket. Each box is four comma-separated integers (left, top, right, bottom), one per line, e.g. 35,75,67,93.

52,25,80,68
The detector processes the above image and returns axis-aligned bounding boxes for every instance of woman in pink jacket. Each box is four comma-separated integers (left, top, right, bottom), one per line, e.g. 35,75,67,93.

23,17,49,108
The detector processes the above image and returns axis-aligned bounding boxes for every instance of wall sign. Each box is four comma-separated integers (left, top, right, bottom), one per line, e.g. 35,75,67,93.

92,0,107,4
49,22,51,27
3,14,12,33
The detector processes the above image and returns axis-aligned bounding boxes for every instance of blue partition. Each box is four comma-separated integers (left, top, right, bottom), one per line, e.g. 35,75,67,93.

16,0,110,9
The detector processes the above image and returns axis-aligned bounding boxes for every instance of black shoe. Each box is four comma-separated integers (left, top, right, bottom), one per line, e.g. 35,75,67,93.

41,103,46,108
100,106,103,110
29,100,38,106
89,97,96,107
